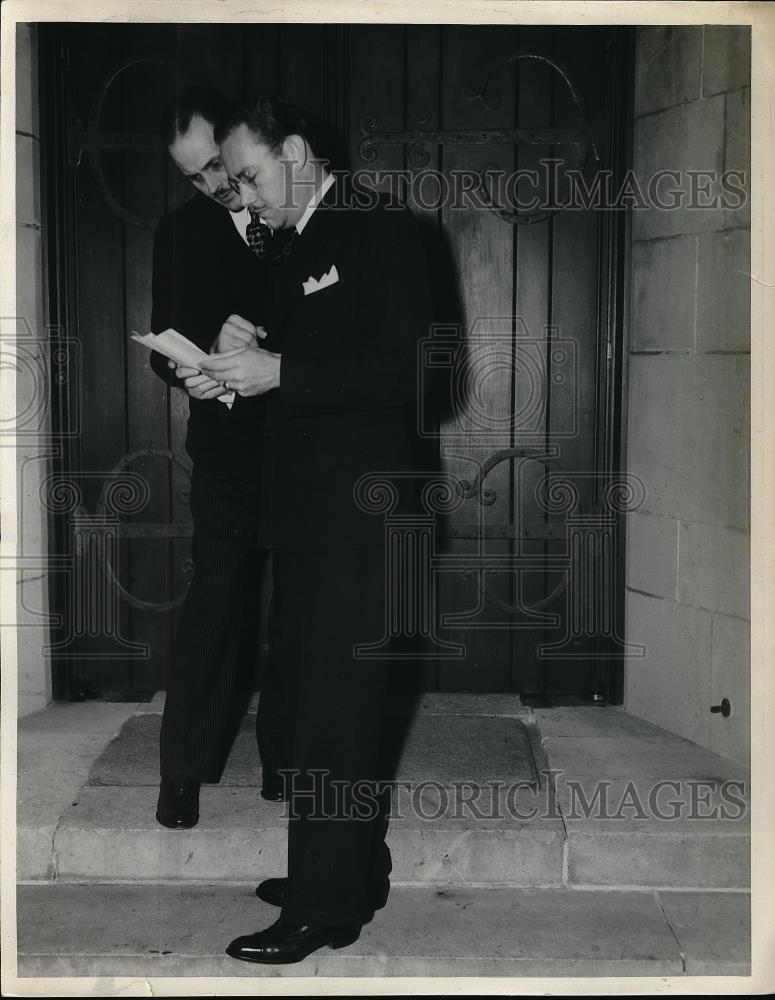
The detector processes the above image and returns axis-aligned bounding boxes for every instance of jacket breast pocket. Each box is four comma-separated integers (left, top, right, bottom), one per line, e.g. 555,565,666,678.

299,278,345,327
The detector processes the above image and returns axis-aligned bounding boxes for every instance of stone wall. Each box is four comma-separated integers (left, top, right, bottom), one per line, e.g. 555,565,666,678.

16,23,53,716
623,26,751,764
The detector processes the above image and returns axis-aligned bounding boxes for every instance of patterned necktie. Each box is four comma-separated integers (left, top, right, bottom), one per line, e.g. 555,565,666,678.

245,208,272,259
272,227,298,264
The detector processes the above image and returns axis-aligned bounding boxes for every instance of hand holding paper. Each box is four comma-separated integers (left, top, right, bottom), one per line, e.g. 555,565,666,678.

211,314,268,354
200,343,282,397
132,329,235,407
168,361,226,401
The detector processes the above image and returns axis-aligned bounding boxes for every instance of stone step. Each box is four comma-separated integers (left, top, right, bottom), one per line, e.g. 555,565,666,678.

49,782,565,886
14,882,751,978
18,698,751,890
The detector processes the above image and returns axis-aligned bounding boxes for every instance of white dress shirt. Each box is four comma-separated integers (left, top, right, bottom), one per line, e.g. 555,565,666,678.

229,206,251,244
295,171,335,235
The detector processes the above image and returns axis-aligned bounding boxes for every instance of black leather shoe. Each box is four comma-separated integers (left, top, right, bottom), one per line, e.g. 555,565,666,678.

260,766,287,802
226,917,361,964
156,779,200,829
255,876,390,912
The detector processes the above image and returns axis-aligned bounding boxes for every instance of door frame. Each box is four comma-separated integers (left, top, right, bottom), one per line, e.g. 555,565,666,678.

39,24,79,701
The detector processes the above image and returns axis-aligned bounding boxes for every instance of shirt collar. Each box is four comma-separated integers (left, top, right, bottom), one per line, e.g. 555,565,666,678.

294,171,335,236
229,206,251,243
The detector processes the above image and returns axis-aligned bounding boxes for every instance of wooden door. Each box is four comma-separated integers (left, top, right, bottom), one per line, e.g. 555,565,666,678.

346,25,632,699
42,23,632,699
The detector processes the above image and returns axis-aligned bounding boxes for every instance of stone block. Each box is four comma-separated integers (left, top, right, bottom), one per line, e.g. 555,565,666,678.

17,731,109,779
17,692,50,717
567,828,750,888
544,734,747,784
17,826,57,881
15,224,45,340
17,730,116,879
635,26,702,116
16,576,51,702
723,87,751,229
16,132,41,228
391,826,564,886
555,774,749,834
678,521,749,619
54,786,289,881
15,22,39,137
627,354,749,528
624,591,712,747
17,447,50,556
633,96,725,240
52,783,566,886
657,889,750,974
696,228,750,350
12,336,50,448
709,614,750,765
703,25,751,96
532,705,668,739
625,510,679,598
16,884,686,978
631,236,696,351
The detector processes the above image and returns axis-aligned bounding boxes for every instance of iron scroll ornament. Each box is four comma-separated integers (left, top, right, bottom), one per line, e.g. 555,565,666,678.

357,51,601,226
43,451,194,613
68,56,170,229
453,448,645,619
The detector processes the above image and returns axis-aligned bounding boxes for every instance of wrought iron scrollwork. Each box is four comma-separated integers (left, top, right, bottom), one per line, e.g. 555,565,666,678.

69,56,170,228
358,50,601,225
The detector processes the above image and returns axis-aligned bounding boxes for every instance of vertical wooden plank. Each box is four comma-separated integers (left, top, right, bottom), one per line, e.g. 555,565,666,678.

279,24,329,122
436,24,522,692
402,24,443,691
121,30,173,691
541,27,609,695
243,24,282,94
70,24,133,690
512,26,557,698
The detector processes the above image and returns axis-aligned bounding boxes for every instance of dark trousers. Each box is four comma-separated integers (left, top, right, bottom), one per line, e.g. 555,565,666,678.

160,468,267,781
268,547,392,927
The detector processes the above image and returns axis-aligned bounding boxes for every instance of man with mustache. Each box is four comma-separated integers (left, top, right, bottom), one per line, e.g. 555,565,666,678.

150,86,286,829
201,93,432,964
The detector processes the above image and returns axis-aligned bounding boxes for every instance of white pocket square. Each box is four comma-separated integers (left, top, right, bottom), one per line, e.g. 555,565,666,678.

303,265,339,296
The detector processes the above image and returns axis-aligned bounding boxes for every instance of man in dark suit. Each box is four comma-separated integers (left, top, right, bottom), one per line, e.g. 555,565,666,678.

201,94,432,964
151,87,286,830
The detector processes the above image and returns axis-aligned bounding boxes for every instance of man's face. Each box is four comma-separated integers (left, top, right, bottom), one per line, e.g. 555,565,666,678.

220,124,308,230
169,114,243,212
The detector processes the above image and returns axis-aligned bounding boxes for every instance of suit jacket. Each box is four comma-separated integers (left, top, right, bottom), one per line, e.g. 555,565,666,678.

150,193,268,476
258,180,432,551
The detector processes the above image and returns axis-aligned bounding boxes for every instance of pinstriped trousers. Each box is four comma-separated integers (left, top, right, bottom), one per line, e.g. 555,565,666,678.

271,547,393,927
159,468,272,781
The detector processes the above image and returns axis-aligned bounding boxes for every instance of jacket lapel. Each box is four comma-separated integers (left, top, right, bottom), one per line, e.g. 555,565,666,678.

272,177,347,332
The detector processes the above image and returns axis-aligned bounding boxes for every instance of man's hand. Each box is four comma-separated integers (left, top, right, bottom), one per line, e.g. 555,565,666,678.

210,314,268,355
199,345,282,397
169,360,226,400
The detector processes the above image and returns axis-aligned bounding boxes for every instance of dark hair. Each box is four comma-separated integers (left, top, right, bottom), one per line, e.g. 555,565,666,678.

214,92,323,159
160,86,234,147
